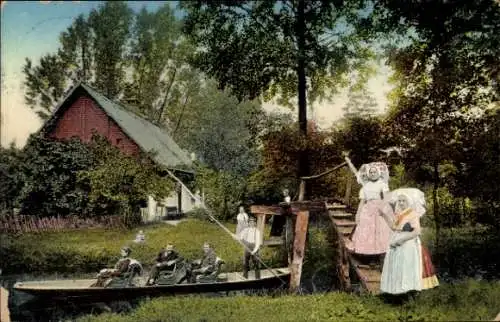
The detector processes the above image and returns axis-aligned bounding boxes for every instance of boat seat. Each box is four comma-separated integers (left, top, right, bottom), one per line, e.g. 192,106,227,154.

156,260,189,285
196,257,227,283
107,260,143,288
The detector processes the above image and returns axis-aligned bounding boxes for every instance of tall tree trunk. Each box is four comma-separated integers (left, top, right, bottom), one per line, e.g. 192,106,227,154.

156,67,178,124
432,160,440,250
297,0,309,200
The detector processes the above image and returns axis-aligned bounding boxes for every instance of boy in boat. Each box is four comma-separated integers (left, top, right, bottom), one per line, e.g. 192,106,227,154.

238,217,262,279
190,242,218,282
147,244,183,285
94,246,134,287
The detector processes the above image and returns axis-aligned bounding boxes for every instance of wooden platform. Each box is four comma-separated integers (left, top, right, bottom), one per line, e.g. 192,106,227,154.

328,206,382,295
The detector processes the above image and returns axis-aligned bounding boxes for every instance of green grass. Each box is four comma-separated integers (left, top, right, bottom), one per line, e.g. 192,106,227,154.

76,279,500,322
0,219,281,275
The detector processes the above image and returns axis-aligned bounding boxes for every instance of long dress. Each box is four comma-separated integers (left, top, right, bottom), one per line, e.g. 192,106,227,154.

236,212,249,235
380,208,439,294
349,180,392,255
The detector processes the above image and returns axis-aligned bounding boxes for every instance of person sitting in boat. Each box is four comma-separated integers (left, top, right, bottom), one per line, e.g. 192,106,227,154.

147,244,183,285
237,217,262,279
190,242,218,282
344,153,393,265
94,246,135,287
378,188,439,296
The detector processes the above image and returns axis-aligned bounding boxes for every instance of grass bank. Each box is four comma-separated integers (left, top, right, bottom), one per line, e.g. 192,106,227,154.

0,219,281,275
77,279,500,322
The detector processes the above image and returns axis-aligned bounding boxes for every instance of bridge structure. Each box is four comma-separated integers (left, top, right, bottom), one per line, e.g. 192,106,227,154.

249,162,383,294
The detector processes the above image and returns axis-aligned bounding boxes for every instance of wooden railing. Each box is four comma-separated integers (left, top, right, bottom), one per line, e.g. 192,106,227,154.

297,162,351,203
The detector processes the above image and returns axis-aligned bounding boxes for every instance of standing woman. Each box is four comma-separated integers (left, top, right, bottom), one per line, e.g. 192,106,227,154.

378,188,439,295
235,206,249,235
344,154,393,263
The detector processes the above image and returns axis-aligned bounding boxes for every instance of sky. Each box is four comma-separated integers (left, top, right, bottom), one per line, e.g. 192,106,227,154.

0,0,393,148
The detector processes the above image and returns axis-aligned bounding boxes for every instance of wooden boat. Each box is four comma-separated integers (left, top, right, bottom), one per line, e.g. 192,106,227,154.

13,268,290,304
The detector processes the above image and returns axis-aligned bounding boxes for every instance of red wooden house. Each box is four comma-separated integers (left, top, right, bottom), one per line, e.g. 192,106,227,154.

39,82,199,220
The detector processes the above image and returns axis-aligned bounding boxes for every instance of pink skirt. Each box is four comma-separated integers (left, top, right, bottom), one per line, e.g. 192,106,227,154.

349,200,392,255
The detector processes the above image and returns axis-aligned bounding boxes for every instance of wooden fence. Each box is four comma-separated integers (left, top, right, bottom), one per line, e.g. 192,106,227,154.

0,214,125,233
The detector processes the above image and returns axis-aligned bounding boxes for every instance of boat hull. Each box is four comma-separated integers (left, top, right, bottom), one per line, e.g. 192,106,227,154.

13,268,290,304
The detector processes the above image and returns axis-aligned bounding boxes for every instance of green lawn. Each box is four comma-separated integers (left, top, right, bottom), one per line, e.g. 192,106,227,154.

0,219,281,275
77,279,500,322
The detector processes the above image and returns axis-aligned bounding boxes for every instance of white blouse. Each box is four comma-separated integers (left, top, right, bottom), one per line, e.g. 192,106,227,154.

359,180,389,200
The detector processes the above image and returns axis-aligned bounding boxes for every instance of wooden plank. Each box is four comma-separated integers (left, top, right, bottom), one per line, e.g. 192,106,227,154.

256,214,266,244
288,201,326,211
332,218,356,227
348,256,381,295
1,287,10,322
338,226,355,235
326,203,347,210
330,217,352,291
289,210,309,292
263,238,284,247
250,205,281,215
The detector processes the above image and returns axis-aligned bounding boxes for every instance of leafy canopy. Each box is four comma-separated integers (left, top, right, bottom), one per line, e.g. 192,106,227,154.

181,0,377,109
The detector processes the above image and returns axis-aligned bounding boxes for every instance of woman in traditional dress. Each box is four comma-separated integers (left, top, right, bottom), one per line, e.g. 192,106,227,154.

235,206,249,235
378,188,439,295
344,155,393,262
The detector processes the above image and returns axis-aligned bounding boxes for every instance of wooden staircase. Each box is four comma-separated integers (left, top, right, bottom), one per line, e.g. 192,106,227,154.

326,202,382,294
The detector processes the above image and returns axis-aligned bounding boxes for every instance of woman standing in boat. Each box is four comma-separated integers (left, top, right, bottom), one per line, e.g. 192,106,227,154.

344,153,393,262
378,188,439,295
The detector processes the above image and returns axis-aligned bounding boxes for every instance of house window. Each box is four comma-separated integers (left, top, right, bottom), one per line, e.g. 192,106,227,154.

116,138,122,145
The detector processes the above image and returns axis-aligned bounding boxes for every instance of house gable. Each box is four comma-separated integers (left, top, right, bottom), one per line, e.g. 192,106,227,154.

45,87,141,156
41,83,193,172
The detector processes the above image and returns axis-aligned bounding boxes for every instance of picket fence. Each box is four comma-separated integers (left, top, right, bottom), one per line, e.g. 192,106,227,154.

0,214,125,233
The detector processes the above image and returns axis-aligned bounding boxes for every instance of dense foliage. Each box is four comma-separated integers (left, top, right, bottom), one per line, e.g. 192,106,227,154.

0,135,174,223
13,0,500,230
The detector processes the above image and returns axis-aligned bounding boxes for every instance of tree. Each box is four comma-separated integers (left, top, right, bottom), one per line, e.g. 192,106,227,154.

77,135,174,225
24,1,187,120
16,135,97,217
88,1,134,98
342,87,378,119
124,5,202,125
379,0,500,239
181,0,377,187
0,143,24,215
172,80,263,177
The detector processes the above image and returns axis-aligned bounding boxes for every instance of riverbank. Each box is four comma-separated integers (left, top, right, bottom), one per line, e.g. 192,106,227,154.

0,219,280,275
76,279,500,321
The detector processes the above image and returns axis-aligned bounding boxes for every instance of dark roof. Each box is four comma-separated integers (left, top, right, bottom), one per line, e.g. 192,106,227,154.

43,83,193,171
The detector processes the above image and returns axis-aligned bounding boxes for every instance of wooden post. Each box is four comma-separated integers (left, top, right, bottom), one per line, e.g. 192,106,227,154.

256,214,266,244
289,210,309,292
298,180,306,201
285,216,293,265
0,287,10,322
344,174,352,208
